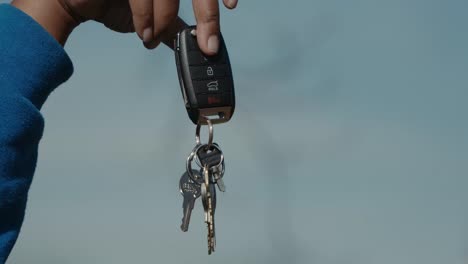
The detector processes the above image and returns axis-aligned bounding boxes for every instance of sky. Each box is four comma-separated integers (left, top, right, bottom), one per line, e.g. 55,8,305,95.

2,0,468,263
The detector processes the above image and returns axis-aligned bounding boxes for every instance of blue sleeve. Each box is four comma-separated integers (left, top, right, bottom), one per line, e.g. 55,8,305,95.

0,4,74,262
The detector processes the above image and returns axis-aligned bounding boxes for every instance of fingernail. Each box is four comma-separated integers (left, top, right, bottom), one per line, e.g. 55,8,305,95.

207,35,219,54
144,37,161,49
143,27,153,43
228,0,238,8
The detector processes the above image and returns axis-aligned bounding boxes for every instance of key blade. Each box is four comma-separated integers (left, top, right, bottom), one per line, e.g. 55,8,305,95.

207,182,217,254
179,171,200,232
181,194,196,232
211,181,217,212
216,178,226,192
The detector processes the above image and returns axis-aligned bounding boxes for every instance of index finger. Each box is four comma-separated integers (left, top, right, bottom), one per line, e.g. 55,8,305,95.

192,0,220,56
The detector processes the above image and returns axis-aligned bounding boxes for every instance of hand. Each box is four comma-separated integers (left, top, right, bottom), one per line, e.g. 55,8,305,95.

12,0,238,53
58,0,238,54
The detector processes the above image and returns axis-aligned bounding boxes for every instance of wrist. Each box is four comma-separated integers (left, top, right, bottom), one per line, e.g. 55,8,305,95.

11,0,79,46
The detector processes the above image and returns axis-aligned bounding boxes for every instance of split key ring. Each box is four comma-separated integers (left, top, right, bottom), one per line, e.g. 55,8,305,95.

195,116,213,148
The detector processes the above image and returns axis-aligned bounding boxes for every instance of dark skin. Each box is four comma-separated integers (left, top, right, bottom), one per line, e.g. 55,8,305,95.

11,0,238,53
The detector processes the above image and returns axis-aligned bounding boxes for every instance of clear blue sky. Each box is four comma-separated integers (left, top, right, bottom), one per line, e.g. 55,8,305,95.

3,0,468,263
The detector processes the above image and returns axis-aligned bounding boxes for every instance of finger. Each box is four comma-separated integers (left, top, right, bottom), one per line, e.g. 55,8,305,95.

98,0,135,33
153,0,179,39
129,0,159,49
222,0,238,9
192,0,220,55
161,16,189,50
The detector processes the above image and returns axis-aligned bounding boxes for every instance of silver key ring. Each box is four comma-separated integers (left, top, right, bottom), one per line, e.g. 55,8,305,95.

196,117,213,147
186,144,204,184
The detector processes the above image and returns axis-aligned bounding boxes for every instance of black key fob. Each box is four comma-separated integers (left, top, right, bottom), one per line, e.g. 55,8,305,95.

175,26,235,125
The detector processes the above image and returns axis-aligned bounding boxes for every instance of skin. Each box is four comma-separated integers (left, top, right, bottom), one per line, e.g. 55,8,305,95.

11,0,238,54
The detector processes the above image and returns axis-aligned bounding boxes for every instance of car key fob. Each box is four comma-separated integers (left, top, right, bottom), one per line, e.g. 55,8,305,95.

175,26,235,125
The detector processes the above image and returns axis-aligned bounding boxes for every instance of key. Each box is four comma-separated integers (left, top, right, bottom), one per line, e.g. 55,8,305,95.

211,166,226,192
209,162,226,192
175,26,236,125
208,177,217,254
209,179,217,248
200,169,209,224
189,143,224,184
179,171,201,232
196,143,223,169
200,166,217,254
215,177,226,192
197,143,227,192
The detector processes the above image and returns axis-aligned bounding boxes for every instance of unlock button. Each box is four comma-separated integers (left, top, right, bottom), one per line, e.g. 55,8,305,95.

206,66,214,76
190,65,229,80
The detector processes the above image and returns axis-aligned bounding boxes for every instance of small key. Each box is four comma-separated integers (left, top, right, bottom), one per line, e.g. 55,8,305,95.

215,178,226,192
197,143,226,192
210,162,226,192
179,171,201,232
197,144,224,187
175,26,236,125
196,143,223,169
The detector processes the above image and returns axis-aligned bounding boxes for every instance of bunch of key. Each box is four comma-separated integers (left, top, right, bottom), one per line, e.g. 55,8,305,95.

180,132,226,254
174,26,235,255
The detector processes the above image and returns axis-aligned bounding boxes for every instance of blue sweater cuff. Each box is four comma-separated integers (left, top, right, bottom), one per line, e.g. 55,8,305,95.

0,4,74,109
0,4,74,262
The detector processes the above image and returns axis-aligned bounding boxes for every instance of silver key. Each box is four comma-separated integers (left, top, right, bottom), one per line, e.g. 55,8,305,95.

200,167,210,224
197,143,226,192
201,166,217,254
215,178,226,192
210,162,226,192
179,171,201,232
209,179,217,251
196,143,224,172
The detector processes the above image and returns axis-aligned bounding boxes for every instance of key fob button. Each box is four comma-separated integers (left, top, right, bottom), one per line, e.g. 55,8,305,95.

188,50,227,66
193,78,233,94
197,93,232,108
188,51,209,66
190,65,229,80
184,32,199,51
